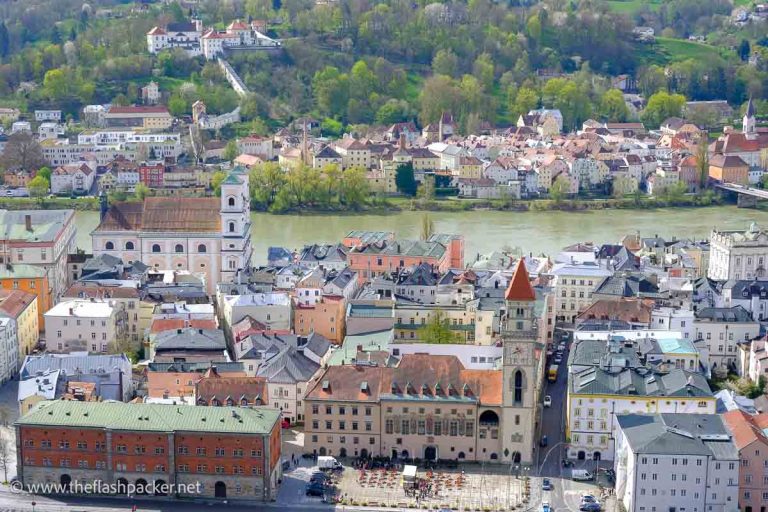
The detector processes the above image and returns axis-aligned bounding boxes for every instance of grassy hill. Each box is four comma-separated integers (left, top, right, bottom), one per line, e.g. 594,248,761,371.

605,0,664,14
635,36,733,65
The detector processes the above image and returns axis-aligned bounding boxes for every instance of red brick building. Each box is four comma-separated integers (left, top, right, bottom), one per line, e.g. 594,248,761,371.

15,401,282,502
138,164,165,188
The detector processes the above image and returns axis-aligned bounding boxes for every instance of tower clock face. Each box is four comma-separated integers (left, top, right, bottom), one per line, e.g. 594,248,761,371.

505,343,531,365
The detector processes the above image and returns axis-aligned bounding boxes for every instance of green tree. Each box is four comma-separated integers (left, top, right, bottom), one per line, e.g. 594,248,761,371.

223,140,239,162
313,66,350,117
549,175,570,203
696,136,710,190
36,166,52,182
339,167,369,208
418,174,435,201
134,183,150,201
417,310,461,344
0,22,9,59
43,69,68,100
739,39,751,61
641,91,686,129
599,89,630,122
472,53,494,91
420,213,434,240
50,25,62,45
432,49,459,78
211,170,228,196
349,60,376,100
28,175,49,201
395,163,417,196
375,99,409,125
510,87,539,120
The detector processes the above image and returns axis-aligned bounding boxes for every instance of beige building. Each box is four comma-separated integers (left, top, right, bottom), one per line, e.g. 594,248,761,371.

0,289,39,365
63,283,143,348
547,262,611,327
44,299,126,354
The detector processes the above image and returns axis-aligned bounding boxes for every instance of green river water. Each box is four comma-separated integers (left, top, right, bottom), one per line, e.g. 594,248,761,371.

73,207,768,264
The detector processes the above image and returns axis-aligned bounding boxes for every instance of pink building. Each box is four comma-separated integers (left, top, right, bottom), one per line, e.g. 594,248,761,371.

723,410,768,512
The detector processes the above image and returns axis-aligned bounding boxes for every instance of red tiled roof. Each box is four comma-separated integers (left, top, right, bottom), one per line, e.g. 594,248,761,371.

0,289,36,318
150,318,217,334
505,259,536,301
147,27,166,35
106,106,171,115
722,410,768,450
195,375,268,406
96,197,221,233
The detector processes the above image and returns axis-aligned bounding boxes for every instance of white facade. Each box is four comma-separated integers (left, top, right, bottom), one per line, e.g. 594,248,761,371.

708,224,768,281
549,262,612,325
221,293,292,331
650,307,695,340
693,311,759,373
614,414,739,512
34,110,62,122
0,317,18,384
44,299,124,353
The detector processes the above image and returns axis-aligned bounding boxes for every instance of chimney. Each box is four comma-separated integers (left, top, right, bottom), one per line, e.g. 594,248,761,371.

24,214,32,232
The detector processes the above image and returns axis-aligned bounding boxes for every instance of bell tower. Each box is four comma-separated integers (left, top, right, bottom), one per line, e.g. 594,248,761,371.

219,166,253,283
743,97,756,137
500,259,539,466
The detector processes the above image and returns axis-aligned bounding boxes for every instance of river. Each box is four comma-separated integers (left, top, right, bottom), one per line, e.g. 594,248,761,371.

71,207,768,264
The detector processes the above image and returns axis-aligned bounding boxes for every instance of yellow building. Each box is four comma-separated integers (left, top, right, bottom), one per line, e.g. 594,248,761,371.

0,289,39,364
457,156,482,179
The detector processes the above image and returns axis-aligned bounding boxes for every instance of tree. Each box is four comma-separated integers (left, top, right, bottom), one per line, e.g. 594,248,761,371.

375,99,409,125
549,175,570,203
211,170,228,196
510,87,539,120
641,91,686,129
612,176,633,198
0,133,48,170
420,214,434,240
28,175,49,201
417,310,461,344
168,95,187,117
739,39,751,62
43,69,68,100
312,66,350,118
432,49,459,78
599,89,630,122
395,163,417,196
0,22,9,59
0,432,11,483
339,167,369,208
37,166,52,182
418,174,435,201
223,140,239,162
50,25,62,45
134,183,150,201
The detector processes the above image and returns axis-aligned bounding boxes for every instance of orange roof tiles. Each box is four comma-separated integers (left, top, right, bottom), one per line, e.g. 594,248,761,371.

0,289,36,318
505,259,536,301
96,197,221,233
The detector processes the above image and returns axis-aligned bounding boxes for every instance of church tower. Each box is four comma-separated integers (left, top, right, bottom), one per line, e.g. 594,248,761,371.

219,166,253,283
500,259,540,466
743,97,756,137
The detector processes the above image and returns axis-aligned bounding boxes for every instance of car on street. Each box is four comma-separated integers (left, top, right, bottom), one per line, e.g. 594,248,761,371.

310,472,329,484
554,354,563,364
542,502,551,512
558,342,566,351
580,502,601,511
543,395,552,407
542,478,553,491
305,483,325,496
581,495,597,503
539,435,548,447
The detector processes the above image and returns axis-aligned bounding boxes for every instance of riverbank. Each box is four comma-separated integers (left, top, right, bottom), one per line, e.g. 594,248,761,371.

0,190,735,213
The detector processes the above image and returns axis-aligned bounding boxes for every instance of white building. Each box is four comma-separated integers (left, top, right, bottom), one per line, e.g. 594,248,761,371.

50,163,95,195
34,110,62,122
693,306,760,373
0,317,18,384
44,299,125,353
708,223,768,281
220,292,292,331
614,413,739,512
38,122,65,141
548,261,612,325
721,279,768,321
650,306,695,340
92,168,253,295
146,21,203,56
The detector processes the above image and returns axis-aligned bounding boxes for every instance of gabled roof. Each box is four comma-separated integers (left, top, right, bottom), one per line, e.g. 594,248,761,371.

505,259,535,301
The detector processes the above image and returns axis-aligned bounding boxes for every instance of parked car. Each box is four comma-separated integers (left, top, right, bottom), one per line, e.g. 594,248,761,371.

580,502,600,511
554,354,563,364
310,472,329,484
542,478,553,491
543,395,552,407
581,495,597,504
539,435,548,447
306,483,325,496
571,469,593,481
542,502,551,512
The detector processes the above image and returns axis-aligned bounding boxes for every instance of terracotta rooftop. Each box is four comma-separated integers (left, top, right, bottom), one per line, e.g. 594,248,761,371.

150,318,218,334
195,374,268,406
576,298,654,324
95,197,221,233
505,259,536,301
722,410,768,450
106,106,171,116
0,289,36,318
63,283,140,300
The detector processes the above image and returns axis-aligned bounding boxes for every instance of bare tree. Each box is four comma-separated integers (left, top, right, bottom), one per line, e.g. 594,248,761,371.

0,405,11,427
0,132,48,170
0,432,12,483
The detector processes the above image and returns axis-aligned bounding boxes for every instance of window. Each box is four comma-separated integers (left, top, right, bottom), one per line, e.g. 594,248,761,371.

152,244,161,253
228,196,236,207
125,241,134,250
105,241,114,250
229,222,236,232
198,244,207,253
513,370,523,403
175,244,184,253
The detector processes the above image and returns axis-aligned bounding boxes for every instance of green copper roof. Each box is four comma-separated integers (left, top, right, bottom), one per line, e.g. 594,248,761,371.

16,400,280,434
0,264,47,279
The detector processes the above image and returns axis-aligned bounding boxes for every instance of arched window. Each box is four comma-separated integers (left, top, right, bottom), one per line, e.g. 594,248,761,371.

228,222,235,233
198,244,207,253
151,244,161,253
125,241,134,250
514,370,523,403
105,241,114,250
175,244,184,253
228,196,236,207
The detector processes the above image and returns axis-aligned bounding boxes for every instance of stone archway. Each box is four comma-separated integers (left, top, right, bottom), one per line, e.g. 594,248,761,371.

214,481,227,498
424,446,437,461
593,451,601,461
154,479,168,496
319,446,327,456
360,448,369,459
401,450,409,459
135,478,148,495
339,447,347,457
577,451,586,460
60,474,72,490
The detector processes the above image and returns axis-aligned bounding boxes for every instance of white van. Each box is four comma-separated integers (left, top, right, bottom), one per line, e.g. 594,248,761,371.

317,455,343,471
571,469,593,481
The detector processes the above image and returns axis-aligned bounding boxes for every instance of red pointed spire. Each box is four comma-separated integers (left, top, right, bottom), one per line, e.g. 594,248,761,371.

505,259,536,301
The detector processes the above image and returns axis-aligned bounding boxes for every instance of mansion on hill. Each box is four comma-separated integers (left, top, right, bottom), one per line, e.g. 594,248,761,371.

92,168,253,293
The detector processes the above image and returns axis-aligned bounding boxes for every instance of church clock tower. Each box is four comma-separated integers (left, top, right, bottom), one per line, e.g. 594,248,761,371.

219,166,253,283
500,259,540,466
